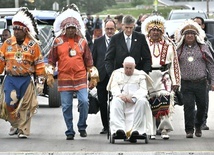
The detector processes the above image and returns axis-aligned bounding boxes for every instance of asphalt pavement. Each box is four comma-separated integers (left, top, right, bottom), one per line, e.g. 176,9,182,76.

1,91,214,155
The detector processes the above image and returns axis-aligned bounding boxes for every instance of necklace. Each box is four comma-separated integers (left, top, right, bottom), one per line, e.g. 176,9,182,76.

14,44,23,61
68,38,77,57
186,45,195,62
153,43,160,57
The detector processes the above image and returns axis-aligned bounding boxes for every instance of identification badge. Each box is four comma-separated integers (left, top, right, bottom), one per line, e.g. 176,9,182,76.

69,49,76,57
188,56,194,62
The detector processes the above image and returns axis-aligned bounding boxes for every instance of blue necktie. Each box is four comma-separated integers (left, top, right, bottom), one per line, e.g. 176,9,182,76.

126,37,131,52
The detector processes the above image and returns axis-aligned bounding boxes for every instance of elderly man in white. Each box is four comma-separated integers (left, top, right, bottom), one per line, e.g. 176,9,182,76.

107,56,153,143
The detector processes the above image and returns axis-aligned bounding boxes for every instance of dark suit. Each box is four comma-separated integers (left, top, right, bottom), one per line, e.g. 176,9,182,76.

206,33,214,52
105,31,151,76
92,35,109,131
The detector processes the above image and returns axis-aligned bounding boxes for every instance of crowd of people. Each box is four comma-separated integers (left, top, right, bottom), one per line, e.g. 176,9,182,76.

0,3,214,143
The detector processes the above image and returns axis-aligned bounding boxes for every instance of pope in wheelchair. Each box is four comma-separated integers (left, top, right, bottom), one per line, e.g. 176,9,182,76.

106,56,153,143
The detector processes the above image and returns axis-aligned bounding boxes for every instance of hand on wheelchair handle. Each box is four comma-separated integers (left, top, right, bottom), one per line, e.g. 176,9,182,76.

88,78,98,89
47,74,54,88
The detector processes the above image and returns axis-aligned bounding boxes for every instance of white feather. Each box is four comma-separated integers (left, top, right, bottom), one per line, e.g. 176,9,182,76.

141,15,165,35
174,19,206,49
53,8,85,38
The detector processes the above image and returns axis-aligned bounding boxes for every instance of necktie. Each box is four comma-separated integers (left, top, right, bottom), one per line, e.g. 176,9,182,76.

126,37,131,52
106,38,110,47
108,38,111,44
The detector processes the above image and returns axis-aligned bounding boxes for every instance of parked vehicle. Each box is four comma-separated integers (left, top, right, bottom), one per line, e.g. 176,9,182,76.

165,19,214,38
167,9,208,20
165,8,212,38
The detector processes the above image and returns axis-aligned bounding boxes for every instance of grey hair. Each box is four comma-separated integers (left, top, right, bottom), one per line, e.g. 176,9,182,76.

122,15,136,25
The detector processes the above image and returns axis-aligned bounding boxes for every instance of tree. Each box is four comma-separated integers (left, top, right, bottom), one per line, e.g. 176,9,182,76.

0,0,116,14
0,0,15,8
131,0,152,6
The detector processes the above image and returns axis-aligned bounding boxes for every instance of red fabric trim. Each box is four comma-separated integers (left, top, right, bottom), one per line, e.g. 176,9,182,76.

13,21,29,31
155,110,169,118
160,40,169,65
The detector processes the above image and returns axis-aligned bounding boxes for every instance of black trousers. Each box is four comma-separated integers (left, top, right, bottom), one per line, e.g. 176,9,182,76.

96,76,109,130
181,79,207,133
203,82,209,125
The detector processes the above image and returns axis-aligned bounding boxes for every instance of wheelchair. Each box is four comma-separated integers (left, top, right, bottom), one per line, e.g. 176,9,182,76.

107,91,149,144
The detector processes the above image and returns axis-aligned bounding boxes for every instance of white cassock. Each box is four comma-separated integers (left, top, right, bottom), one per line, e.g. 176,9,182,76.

106,68,153,137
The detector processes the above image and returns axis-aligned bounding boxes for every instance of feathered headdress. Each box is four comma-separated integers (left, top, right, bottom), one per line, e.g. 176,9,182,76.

141,15,165,35
53,3,85,38
12,7,40,43
174,19,205,49
61,3,80,14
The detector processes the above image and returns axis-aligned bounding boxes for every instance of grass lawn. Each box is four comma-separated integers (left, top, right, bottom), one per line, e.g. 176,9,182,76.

97,3,183,19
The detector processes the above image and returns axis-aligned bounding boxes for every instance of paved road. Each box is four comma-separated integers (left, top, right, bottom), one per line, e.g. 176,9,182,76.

1,92,214,155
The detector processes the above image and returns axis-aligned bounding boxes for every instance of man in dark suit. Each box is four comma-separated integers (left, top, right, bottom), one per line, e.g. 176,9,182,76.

114,14,123,33
105,15,151,76
92,19,116,134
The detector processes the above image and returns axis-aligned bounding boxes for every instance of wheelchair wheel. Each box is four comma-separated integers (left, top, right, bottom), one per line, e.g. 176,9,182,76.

110,134,115,144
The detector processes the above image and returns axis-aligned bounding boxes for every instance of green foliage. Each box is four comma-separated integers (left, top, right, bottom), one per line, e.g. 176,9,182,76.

131,0,152,6
98,5,178,19
131,0,145,7
0,0,116,14
0,0,15,8
0,0,183,19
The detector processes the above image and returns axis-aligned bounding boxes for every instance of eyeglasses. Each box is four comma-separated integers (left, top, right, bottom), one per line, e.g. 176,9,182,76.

105,28,115,31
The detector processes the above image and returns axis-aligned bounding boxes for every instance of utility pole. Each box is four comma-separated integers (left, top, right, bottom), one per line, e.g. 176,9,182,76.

207,0,210,18
15,0,19,8
67,0,70,5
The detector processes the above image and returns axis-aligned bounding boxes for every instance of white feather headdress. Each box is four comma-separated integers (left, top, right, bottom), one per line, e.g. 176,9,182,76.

12,7,39,43
174,19,205,49
141,15,165,35
53,6,85,38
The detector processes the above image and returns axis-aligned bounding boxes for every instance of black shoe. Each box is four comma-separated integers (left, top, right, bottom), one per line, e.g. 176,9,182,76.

79,130,87,137
156,129,161,135
66,135,74,140
186,132,193,138
201,124,209,130
195,128,202,137
115,129,126,139
100,128,108,134
129,131,139,143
